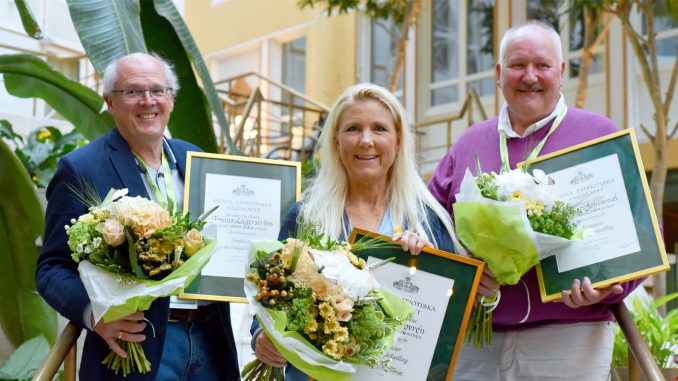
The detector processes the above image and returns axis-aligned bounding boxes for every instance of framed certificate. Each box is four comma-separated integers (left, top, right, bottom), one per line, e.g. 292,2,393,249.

523,129,669,302
179,152,301,302
348,229,483,381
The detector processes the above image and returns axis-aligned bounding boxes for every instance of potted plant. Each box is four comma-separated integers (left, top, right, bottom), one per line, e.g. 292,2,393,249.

612,291,678,381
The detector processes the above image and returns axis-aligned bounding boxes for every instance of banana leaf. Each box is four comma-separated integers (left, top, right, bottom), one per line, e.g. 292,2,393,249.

149,0,238,154
13,0,43,39
139,0,218,152
66,0,225,153
65,0,147,76
0,54,112,140
0,139,57,347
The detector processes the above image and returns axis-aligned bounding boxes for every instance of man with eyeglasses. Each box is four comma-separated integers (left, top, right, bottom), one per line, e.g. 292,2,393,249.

36,52,239,381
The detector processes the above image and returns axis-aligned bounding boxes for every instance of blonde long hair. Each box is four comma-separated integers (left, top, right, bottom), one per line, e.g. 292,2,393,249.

301,83,464,253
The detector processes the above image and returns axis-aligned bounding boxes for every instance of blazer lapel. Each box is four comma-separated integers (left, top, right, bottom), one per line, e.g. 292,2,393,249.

107,128,149,198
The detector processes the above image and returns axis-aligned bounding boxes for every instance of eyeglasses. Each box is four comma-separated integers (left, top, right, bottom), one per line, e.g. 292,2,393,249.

111,88,174,103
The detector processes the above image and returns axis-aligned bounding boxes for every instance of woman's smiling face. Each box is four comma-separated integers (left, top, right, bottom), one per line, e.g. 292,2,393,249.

335,99,400,186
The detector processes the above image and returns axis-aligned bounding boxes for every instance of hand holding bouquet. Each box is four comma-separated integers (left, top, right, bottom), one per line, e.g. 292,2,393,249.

453,160,584,347
242,234,413,381
66,188,216,376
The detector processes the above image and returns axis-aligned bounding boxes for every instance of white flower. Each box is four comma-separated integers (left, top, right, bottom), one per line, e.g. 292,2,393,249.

532,169,550,185
92,237,102,248
492,168,555,208
311,249,379,300
111,188,129,201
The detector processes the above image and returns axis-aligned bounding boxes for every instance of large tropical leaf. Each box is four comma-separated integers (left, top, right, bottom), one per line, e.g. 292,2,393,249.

66,0,147,75
147,0,236,153
139,0,218,152
0,54,112,140
13,0,43,39
0,139,57,347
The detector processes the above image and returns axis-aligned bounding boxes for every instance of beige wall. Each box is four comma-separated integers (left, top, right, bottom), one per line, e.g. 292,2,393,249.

305,13,356,105
185,0,318,54
185,0,356,106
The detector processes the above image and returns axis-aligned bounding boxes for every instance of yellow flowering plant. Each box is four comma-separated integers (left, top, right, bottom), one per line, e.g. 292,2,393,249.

65,188,217,376
242,230,413,381
454,159,584,348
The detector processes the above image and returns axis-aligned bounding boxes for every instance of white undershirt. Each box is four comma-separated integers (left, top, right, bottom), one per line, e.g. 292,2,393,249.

497,93,566,138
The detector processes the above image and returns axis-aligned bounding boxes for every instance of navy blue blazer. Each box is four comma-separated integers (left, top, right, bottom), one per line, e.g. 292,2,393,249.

36,128,238,380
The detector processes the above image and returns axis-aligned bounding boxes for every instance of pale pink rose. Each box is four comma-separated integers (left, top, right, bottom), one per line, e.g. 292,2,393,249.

99,219,125,247
334,299,354,322
183,229,204,256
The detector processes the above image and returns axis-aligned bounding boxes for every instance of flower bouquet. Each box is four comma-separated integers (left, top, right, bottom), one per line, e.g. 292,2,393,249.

66,188,217,376
242,233,414,381
453,161,585,347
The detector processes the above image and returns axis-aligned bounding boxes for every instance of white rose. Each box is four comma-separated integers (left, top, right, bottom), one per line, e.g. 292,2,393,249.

183,229,204,256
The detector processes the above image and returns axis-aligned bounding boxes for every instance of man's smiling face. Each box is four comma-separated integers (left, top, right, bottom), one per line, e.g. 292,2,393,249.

497,25,564,129
105,55,174,144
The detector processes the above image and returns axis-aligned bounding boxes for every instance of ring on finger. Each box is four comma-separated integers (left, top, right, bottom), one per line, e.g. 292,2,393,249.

117,330,124,340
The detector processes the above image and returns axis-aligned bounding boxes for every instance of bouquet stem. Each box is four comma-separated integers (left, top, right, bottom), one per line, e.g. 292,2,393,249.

102,340,151,376
241,359,285,381
465,291,500,349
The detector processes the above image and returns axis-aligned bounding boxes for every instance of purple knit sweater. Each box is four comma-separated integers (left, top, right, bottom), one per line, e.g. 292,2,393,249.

429,107,642,329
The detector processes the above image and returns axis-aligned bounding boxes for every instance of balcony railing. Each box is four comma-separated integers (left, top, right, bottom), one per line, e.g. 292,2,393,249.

215,72,329,163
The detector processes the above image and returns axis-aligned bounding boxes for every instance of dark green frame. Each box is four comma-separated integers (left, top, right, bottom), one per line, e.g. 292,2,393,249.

179,152,301,302
349,229,483,381
524,129,669,302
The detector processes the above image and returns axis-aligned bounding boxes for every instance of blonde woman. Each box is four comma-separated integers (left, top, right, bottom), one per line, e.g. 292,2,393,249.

252,83,465,380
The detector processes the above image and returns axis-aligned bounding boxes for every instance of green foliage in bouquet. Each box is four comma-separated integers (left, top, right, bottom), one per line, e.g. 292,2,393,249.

462,157,584,349
242,230,411,381
65,188,216,376
67,189,210,280
474,159,581,240
527,200,579,239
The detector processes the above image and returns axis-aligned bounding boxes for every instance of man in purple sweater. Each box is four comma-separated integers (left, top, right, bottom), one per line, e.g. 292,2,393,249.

429,21,641,380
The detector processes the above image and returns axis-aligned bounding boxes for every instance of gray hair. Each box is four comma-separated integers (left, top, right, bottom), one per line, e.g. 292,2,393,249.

498,20,563,65
300,83,465,255
101,52,180,96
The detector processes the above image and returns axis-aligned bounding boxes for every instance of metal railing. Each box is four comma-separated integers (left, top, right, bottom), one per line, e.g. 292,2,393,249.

32,322,80,381
414,87,487,170
215,72,329,162
32,303,665,381
611,303,666,381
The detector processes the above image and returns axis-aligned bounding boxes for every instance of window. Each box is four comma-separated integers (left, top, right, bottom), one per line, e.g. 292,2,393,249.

370,17,403,94
280,37,306,134
429,0,494,108
527,0,605,79
281,37,306,105
643,1,678,59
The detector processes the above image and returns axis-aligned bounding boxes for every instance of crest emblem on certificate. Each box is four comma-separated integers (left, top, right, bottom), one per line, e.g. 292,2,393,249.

393,277,420,294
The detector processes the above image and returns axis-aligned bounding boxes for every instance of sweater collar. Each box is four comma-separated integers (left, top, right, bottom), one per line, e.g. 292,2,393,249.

498,93,565,138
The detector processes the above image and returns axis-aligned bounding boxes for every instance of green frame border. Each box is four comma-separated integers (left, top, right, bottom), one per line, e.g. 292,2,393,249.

523,130,669,302
349,229,483,381
179,152,301,302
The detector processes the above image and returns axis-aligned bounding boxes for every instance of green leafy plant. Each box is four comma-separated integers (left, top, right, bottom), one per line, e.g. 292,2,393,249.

613,292,678,368
0,121,87,188
0,335,57,381
0,139,57,349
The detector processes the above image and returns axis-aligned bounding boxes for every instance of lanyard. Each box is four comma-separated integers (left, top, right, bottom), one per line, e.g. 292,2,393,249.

134,149,175,208
499,106,568,173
